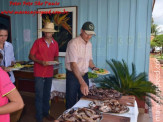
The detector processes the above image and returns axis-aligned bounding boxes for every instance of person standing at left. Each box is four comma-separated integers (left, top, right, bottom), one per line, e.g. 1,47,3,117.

29,22,59,122
0,24,15,83
0,52,24,122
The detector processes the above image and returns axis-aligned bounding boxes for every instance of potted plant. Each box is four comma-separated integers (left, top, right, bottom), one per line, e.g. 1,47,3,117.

94,59,162,109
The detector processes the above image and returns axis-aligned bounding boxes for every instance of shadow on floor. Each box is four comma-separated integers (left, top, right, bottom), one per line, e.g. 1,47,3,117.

14,92,65,122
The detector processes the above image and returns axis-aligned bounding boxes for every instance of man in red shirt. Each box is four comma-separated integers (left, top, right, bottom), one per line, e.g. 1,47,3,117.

29,22,59,122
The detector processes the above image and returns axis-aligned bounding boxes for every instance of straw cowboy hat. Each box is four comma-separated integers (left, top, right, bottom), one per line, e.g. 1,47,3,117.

39,22,58,32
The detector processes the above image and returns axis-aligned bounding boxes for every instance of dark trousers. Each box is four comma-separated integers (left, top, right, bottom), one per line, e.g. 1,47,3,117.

66,70,89,110
34,77,52,121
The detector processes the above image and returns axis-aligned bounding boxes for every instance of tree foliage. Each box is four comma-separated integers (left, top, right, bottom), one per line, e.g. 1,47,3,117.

150,41,156,48
152,34,163,46
151,17,160,36
152,34,163,53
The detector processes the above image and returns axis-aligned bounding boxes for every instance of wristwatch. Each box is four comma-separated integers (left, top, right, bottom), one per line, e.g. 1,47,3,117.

92,67,96,70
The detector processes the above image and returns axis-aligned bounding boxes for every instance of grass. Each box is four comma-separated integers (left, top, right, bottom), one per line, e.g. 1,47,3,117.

150,53,163,60
150,54,160,58
157,56,163,60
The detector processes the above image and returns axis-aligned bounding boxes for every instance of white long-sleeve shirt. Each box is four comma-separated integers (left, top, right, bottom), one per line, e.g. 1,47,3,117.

0,41,15,83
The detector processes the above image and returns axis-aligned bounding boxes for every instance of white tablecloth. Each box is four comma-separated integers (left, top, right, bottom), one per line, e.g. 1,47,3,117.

73,99,139,122
51,78,95,99
51,79,66,93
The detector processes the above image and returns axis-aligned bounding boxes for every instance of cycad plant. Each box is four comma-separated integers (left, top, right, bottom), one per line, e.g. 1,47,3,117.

94,59,162,105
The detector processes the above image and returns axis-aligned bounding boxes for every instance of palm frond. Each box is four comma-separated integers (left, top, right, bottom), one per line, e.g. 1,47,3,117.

96,59,162,105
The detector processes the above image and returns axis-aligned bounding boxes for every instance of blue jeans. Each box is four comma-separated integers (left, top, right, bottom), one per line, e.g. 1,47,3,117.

66,70,89,109
35,77,52,121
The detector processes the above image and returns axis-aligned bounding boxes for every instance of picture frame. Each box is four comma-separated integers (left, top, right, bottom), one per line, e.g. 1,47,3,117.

0,14,12,43
38,6,77,56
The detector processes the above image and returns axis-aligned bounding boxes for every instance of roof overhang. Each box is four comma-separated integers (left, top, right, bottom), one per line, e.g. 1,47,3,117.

152,0,156,11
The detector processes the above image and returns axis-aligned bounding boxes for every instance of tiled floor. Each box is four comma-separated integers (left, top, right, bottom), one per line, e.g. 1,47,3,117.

149,57,163,122
138,57,163,122
138,113,152,122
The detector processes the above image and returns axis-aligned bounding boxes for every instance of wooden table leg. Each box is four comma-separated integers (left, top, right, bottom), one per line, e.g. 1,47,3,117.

55,96,59,103
15,77,19,89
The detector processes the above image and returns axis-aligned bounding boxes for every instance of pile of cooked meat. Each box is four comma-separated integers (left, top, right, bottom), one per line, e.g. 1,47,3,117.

89,99,129,113
86,87,121,100
58,107,102,122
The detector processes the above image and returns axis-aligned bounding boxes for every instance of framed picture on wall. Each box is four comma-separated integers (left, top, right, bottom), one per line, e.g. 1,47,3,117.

0,14,12,43
38,6,77,56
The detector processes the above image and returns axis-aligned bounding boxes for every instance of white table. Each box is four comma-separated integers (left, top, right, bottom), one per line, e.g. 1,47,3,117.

50,78,95,99
73,99,139,122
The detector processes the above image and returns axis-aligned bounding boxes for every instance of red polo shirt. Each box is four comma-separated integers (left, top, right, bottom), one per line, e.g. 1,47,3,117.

30,37,59,77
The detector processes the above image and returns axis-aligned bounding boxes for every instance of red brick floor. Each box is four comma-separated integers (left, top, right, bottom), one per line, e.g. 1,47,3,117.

149,57,163,122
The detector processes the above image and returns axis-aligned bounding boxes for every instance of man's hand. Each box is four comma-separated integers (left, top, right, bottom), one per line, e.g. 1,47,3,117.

1,66,11,72
11,61,15,67
70,62,89,96
41,61,50,66
89,60,99,71
4,67,11,72
92,67,99,71
29,54,49,66
80,81,89,96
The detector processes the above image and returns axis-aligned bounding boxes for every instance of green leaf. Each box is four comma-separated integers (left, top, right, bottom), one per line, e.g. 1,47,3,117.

95,59,162,105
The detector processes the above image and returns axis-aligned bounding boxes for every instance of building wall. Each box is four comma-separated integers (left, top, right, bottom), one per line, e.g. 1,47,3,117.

0,0,152,75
